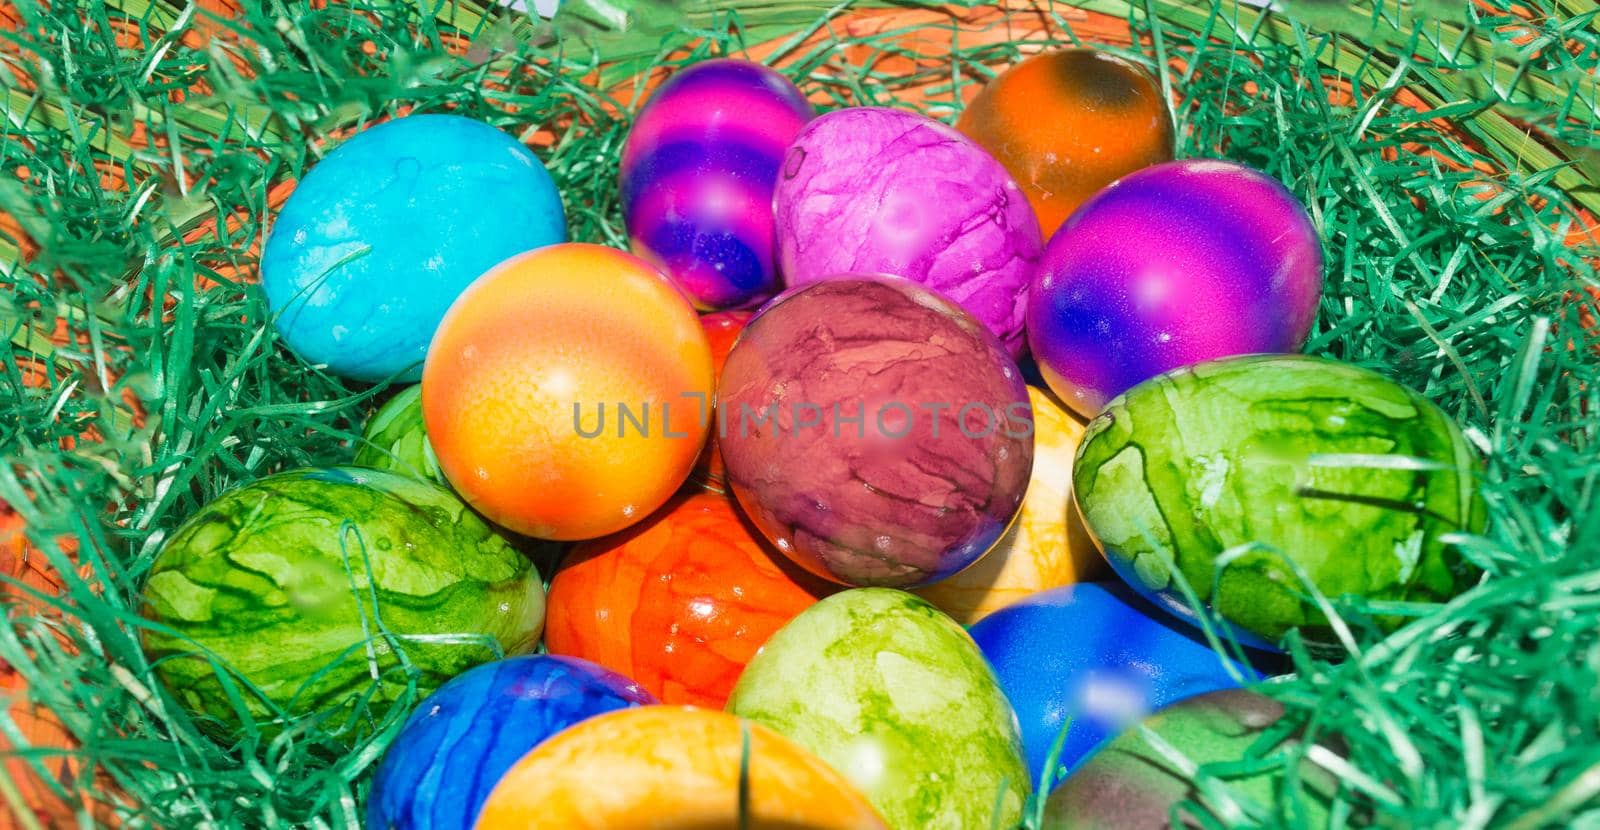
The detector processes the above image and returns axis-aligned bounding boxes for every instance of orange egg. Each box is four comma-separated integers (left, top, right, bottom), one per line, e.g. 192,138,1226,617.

545,490,832,707
915,386,1104,624
957,48,1174,237
423,243,714,540
474,706,887,830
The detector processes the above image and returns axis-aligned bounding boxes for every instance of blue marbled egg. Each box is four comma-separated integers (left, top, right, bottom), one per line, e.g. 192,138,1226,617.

366,655,654,830
262,114,566,382
969,582,1263,788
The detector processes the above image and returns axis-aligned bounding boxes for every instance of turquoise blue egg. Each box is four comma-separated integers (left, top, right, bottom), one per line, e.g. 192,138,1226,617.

365,654,654,830
262,114,566,382
969,582,1264,789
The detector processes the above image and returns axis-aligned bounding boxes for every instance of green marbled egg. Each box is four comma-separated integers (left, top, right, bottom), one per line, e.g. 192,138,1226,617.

1073,354,1485,646
140,467,544,739
727,588,1029,830
353,385,447,486
1042,689,1336,829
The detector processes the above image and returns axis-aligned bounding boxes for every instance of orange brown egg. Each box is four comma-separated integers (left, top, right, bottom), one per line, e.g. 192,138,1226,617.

957,48,1174,237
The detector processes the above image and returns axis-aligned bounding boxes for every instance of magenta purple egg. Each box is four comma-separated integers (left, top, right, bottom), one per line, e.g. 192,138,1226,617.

716,275,1035,588
620,59,816,310
774,107,1043,357
1025,158,1323,416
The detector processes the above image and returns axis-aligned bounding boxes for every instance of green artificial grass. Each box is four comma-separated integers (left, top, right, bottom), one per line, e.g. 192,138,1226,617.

1,0,1597,827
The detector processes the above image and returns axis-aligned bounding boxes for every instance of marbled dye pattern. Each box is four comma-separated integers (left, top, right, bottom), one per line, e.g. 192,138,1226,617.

476,706,888,829
621,60,815,310
958,48,1174,237
366,655,653,830
969,582,1259,786
914,386,1102,624
1074,354,1486,647
1042,690,1335,829
139,468,545,739
716,277,1034,588
728,589,1030,830
353,385,446,486
545,490,833,707
1026,158,1323,416
689,309,753,492
423,244,714,541
775,107,1042,356
262,114,566,382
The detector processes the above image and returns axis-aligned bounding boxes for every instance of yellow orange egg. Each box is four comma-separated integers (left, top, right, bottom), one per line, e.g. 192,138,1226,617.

474,706,888,830
916,386,1104,624
423,243,714,540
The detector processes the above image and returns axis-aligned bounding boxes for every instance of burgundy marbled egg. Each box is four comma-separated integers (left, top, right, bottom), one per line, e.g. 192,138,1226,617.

716,276,1035,588
774,108,1043,357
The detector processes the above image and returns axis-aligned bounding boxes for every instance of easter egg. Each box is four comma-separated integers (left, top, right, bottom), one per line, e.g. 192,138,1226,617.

1041,689,1335,829
689,309,753,492
728,588,1030,830
915,386,1102,623
621,59,815,310
261,114,566,382
422,243,714,540
716,277,1033,588
1073,354,1486,647
957,48,1174,237
969,582,1258,786
545,490,832,707
366,655,655,830
139,467,545,737
475,706,887,829
774,107,1043,356
354,385,446,486
1026,158,1323,416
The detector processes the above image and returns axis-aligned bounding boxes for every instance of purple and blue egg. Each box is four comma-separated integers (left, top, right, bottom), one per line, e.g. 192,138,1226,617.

969,582,1263,789
620,59,816,310
366,654,654,830
262,114,566,382
1025,158,1322,416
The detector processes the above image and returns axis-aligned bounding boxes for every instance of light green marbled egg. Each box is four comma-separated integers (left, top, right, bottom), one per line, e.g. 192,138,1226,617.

140,467,544,740
727,588,1029,830
1073,354,1485,646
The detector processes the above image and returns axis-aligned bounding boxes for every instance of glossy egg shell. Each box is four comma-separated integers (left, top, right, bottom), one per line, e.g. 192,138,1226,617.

728,588,1031,830
366,655,654,830
775,107,1042,356
968,582,1258,786
422,243,714,540
474,706,888,829
915,386,1102,624
544,490,832,707
138,468,544,739
1026,158,1323,416
261,114,566,382
1041,689,1336,829
1073,354,1486,647
621,59,815,310
957,48,1174,237
716,276,1034,588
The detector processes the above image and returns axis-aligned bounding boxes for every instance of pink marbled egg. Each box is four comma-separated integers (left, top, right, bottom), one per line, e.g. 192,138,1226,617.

774,107,1043,357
